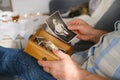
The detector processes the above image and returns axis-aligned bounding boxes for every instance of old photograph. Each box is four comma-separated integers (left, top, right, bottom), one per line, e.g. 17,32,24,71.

46,11,77,43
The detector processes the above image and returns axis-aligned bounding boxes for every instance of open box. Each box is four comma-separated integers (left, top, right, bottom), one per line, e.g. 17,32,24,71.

24,28,73,61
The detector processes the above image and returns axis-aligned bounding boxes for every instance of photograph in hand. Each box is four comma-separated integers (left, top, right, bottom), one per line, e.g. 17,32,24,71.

46,11,77,43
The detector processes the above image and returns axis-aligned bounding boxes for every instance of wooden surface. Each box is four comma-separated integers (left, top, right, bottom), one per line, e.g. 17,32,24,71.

24,29,73,61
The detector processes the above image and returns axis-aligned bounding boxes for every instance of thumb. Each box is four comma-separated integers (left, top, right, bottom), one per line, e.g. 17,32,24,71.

52,49,69,60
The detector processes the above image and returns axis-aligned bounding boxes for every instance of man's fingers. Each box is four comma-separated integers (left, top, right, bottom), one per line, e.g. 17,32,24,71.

67,19,82,25
38,61,54,67
68,25,80,31
67,19,85,26
43,67,50,73
53,50,69,60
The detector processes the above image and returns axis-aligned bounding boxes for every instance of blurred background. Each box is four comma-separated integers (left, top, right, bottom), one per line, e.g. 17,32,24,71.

0,0,89,14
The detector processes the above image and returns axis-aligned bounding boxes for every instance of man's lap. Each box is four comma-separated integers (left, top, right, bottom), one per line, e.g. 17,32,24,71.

0,46,56,80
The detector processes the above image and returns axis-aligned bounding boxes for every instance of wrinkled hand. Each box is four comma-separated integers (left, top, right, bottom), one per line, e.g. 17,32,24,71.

38,50,81,80
67,19,108,43
67,19,95,41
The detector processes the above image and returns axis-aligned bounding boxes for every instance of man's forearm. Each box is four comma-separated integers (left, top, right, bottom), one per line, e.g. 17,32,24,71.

79,69,109,80
89,29,108,43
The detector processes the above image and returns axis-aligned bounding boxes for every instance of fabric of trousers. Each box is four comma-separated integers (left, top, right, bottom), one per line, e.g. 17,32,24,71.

0,46,56,80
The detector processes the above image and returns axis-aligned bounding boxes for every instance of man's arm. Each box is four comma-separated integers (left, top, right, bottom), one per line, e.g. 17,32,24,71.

78,69,108,80
89,29,107,43
67,19,107,43
38,50,109,80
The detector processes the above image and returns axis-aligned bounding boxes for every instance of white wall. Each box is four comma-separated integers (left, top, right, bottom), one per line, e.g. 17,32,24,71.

11,0,51,14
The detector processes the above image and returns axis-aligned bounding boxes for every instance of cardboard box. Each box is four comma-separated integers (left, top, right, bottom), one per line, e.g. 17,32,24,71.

24,29,73,61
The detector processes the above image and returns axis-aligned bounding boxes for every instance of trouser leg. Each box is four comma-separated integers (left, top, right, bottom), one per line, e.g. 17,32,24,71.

0,46,56,80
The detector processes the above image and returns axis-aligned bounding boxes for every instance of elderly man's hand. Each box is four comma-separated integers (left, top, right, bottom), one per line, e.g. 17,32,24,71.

67,19,95,40
67,19,107,43
38,50,81,80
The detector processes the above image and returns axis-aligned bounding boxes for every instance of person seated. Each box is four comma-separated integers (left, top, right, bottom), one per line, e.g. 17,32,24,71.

0,0,120,80
68,0,120,52
0,19,120,80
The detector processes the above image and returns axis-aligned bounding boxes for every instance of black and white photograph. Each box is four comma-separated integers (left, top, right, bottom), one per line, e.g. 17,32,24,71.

46,11,77,43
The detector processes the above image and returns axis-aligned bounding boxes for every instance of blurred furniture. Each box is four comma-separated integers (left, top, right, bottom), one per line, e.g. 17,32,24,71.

0,11,47,49
49,0,89,14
